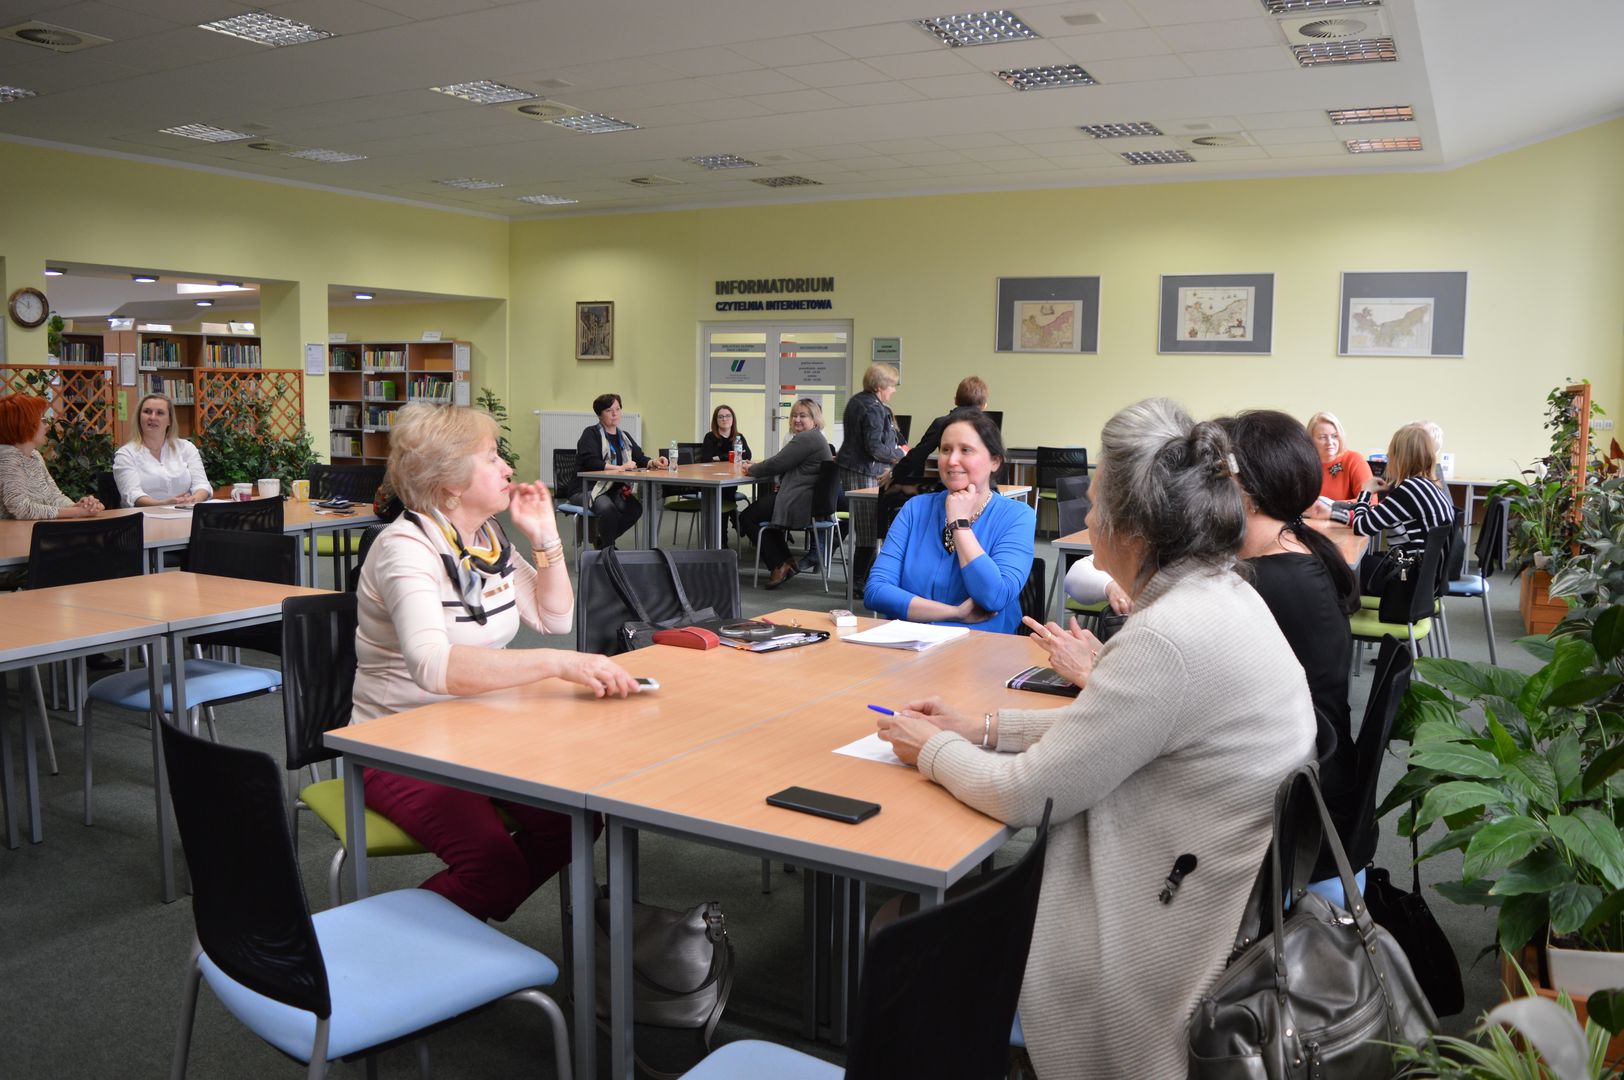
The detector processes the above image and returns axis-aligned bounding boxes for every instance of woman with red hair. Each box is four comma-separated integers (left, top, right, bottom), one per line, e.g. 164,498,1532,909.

0,394,103,520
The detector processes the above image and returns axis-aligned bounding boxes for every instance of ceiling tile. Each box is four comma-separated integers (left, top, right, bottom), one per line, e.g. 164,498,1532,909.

813,22,939,60
958,144,1039,162
362,0,496,16
656,45,762,78
891,149,968,165
915,161,995,177
1262,142,1347,158
24,1,179,39
272,0,412,35
1004,126,1090,145
1237,109,1332,130
983,158,1061,173
1154,16,1281,52
862,137,941,154
574,78,728,110
822,81,926,105
1249,126,1334,145
902,72,1008,99
1184,145,1269,161
685,97,774,121
748,89,845,113
619,103,706,125
861,49,978,81
727,33,849,67
702,68,809,96
1053,28,1171,61
781,59,890,88
1018,1,1150,37
1181,46,1296,76
931,132,1011,149
1128,0,1260,26
951,39,1075,73
1082,53,1193,81
525,56,687,92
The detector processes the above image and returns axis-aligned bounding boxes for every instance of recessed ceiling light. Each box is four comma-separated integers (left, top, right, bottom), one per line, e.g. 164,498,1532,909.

515,194,580,205
435,177,505,190
177,282,251,294
1261,0,1380,13
751,176,822,187
685,154,760,170
1079,121,1162,138
1327,105,1413,124
43,267,64,276
161,123,253,142
917,10,1039,47
1121,149,1196,165
195,300,214,307
1346,136,1421,153
284,147,367,163
997,64,1096,91
1292,37,1396,65
216,280,241,288
353,292,374,301
197,11,334,47
548,113,640,134
429,80,536,105
131,274,158,283
0,85,38,103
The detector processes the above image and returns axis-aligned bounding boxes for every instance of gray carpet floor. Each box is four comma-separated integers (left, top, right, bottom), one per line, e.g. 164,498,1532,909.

0,522,1534,1077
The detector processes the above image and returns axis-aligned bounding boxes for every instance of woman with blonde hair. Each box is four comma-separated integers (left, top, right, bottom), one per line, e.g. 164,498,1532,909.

0,393,103,519
835,362,905,493
354,402,639,922
1306,410,1371,503
1338,422,1456,592
112,392,211,507
738,397,832,588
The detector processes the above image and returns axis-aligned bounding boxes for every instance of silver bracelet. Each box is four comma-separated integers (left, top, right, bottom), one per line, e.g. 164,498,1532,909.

981,713,993,749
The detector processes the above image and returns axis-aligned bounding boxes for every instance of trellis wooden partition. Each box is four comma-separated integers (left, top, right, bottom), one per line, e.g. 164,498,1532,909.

196,368,305,441
0,365,117,435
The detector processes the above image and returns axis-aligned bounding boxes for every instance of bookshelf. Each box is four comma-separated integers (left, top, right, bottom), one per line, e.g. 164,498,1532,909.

133,331,263,436
328,340,469,464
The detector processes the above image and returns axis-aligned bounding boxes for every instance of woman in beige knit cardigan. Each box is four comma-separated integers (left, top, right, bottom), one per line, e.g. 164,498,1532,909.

877,398,1315,1079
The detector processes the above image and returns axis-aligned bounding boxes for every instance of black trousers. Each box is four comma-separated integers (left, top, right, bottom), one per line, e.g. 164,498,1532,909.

590,489,642,548
739,491,794,567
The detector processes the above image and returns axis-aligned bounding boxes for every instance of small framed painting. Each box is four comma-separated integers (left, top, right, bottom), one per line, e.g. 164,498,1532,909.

994,277,1101,354
576,301,614,361
1157,273,1275,355
1338,271,1468,357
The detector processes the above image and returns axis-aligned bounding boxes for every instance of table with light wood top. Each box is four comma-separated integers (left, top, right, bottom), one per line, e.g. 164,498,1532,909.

0,507,192,570
575,462,756,549
283,500,380,583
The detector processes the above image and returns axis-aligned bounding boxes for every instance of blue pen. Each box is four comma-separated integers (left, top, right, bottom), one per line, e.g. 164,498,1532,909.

867,704,895,716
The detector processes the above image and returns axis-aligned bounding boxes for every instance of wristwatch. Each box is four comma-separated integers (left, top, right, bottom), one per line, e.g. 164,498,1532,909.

948,518,973,532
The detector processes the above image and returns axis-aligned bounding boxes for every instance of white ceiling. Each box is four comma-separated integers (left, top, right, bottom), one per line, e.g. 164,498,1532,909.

0,0,1620,219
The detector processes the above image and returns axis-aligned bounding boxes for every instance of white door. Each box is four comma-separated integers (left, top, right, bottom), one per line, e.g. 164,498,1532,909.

700,320,852,458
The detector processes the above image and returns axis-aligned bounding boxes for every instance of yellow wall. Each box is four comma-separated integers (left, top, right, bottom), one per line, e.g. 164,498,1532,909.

511,119,1624,480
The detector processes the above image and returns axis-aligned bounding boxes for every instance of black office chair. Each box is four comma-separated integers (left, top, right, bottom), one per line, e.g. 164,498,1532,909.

663,442,706,546
1016,557,1047,633
178,495,283,570
346,524,388,593
893,413,912,445
1443,496,1509,663
982,410,1004,432
684,800,1051,1080
1035,446,1089,536
553,447,594,576
93,469,122,510
160,720,573,1079
306,464,385,586
751,460,847,592
188,528,302,658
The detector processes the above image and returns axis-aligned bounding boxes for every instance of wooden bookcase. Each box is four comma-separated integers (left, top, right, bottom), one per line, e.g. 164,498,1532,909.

133,330,263,437
328,340,469,464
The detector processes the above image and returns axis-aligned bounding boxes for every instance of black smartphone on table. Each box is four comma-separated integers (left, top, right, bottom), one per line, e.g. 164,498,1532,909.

766,786,881,824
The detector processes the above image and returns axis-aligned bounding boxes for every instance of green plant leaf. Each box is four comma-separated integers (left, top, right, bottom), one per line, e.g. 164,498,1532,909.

1544,673,1623,708
1549,882,1605,934
1504,751,1561,812
1548,732,1585,801
1412,718,1473,745
1592,606,1624,664
1434,877,1502,908
1583,742,1624,796
1419,657,1528,703
1420,819,1488,861
1416,781,1504,830
1376,768,1441,820
1586,988,1624,1036
1484,711,1521,763
1464,817,1549,880
1497,891,1550,953
1409,742,1506,780
1492,847,1573,896
1580,887,1624,937
1549,808,1624,889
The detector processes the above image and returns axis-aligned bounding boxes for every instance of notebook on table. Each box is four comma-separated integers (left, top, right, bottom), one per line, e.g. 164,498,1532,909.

1005,665,1081,698
842,620,968,651
692,618,829,653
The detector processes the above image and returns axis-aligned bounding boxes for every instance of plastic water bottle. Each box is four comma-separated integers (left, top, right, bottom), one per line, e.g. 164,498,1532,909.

732,435,743,465
668,438,678,471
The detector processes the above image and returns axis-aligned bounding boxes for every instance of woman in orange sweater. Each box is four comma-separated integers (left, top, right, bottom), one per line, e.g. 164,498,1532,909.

1307,410,1371,502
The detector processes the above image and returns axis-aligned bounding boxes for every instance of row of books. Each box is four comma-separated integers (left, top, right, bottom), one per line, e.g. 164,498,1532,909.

330,434,361,457
330,349,362,372
140,341,186,367
363,349,406,370
57,342,102,364
204,343,262,368
407,378,455,402
365,406,398,428
330,404,361,429
141,375,194,403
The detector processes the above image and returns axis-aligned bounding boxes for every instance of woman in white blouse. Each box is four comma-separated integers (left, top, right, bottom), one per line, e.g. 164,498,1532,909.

112,393,211,507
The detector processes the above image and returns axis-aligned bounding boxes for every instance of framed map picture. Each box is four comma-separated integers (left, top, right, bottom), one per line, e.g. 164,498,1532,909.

1157,274,1274,354
995,277,1100,354
576,300,614,361
1338,272,1467,357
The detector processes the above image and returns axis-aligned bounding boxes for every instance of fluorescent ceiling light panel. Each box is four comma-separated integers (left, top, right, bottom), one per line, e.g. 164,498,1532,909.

198,11,334,47
685,154,759,170
548,113,639,134
429,80,536,105
1261,0,1380,13
1292,38,1395,65
161,123,253,142
1079,121,1162,138
353,292,374,301
43,267,63,276
435,177,504,190
284,147,367,163
751,176,822,187
515,194,579,205
917,10,1039,47
195,300,213,307
1345,136,1421,153
1121,149,1196,165
997,64,1096,91
176,283,252,294
1326,105,1413,124
131,274,158,283
0,85,38,103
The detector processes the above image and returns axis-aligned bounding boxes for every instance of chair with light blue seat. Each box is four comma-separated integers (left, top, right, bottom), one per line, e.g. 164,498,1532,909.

751,460,847,592
1442,496,1508,664
685,800,1051,1080
159,720,573,1080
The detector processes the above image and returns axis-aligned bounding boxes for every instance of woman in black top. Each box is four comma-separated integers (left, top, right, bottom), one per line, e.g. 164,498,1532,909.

573,393,667,549
698,403,752,546
1219,410,1361,859
1343,423,1458,592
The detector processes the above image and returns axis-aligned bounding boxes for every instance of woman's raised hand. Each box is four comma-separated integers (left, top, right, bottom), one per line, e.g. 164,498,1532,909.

509,480,557,542
945,482,979,521
1021,616,1103,689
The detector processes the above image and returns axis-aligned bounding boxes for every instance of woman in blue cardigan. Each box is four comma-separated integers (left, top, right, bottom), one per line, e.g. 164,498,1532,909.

864,409,1035,634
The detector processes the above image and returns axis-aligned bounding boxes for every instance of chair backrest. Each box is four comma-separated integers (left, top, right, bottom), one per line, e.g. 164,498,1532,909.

282,593,360,771
552,447,579,500
189,527,301,585
26,514,145,588
677,441,702,466
844,801,1051,1080
1474,496,1510,579
1054,473,1092,535
348,523,389,593
1344,637,1413,868
811,458,842,520
893,413,911,444
1016,557,1046,635
1035,446,1089,490
160,720,331,1018
308,463,385,504
1377,525,1451,625
191,495,283,539
94,469,122,509
982,410,1003,432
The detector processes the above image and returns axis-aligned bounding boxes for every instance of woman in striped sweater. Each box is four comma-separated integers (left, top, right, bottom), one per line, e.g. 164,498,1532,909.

1334,422,1456,592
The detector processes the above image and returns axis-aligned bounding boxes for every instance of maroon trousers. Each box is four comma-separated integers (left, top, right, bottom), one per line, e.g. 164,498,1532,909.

363,767,600,922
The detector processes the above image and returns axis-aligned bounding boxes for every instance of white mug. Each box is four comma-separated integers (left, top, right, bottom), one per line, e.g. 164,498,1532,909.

231,482,253,502
257,478,281,498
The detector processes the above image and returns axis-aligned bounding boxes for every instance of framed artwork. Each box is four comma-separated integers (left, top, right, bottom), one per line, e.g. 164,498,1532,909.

1338,271,1468,357
1157,273,1274,354
575,300,614,361
995,277,1100,354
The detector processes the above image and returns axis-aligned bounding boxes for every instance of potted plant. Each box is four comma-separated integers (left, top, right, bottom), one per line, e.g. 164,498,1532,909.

193,397,318,496
477,386,518,469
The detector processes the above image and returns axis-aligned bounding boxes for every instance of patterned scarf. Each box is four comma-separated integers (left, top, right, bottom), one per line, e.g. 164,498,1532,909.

405,508,513,625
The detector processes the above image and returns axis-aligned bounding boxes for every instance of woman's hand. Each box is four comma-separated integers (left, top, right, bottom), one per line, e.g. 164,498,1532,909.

897,696,978,739
1105,579,1132,615
875,711,942,766
1021,616,1103,689
1362,476,1389,495
1305,497,1333,520
509,481,558,543
952,597,991,623
945,482,980,523
650,456,669,470
559,653,641,698
75,495,103,515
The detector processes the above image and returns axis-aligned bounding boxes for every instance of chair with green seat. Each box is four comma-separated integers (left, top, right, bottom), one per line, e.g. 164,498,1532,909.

1348,525,1451,669
1035,446,1088,536
306,463,384,588
661,442,706,546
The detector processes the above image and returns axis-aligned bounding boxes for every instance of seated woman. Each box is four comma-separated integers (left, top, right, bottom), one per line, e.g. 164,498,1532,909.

574,392,667,549
0,394,104,520
891,375,987,487
1307,410,1371,504
865,411,1035,634
698,403,752,464
113,393,212,507
875,398,1314,1078
355,402,640,922
1332,422,1457,593
737,397,830,588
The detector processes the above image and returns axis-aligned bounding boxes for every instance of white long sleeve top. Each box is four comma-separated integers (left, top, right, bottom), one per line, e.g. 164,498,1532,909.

112,439,210,506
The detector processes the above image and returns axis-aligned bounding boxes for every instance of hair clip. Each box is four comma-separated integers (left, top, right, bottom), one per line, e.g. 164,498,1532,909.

1226,452,1239,476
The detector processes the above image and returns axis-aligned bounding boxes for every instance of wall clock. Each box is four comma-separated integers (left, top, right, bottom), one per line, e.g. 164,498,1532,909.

8,287,48,329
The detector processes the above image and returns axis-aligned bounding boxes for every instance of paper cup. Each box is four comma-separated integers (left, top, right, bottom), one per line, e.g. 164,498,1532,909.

257,478,281,498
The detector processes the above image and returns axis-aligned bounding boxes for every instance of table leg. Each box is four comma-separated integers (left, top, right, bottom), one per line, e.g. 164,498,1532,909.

22,680,41,844
569,810,597,1080
168,631,192,735
150,643,176,902
645,479,663,549
704,489,722,549
1,676,17,849
343,758,370,900
306,529,320,586
608,819,637,1080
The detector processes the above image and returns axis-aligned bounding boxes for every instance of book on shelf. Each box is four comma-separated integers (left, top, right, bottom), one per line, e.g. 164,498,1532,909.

205,342,261,368
140,340,183,368
363,349,406,371
330,349,361,372
329,404,360,428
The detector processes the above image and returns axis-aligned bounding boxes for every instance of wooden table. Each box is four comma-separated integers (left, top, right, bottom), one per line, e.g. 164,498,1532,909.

1305,518,1369,566
328,609,1048,1080
284,499,380,584
576,462,756,550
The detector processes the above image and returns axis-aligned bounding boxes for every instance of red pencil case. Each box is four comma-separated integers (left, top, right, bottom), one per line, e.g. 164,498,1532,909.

652,626,720,650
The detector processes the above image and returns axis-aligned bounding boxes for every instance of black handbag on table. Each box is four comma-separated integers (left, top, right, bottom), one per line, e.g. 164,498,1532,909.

1364,824,1465,1018
1187,765,1438,1080
576,547,740,655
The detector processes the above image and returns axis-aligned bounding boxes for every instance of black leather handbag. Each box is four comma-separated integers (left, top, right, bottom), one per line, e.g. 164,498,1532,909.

576,547,740,655
1187,765,1438,1079
1364,826,1465,1017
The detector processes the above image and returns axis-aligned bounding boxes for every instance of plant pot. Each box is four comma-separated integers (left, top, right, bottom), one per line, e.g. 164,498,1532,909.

1503,945,1624,1066
1549,939,1624,998
1520,568,1568,634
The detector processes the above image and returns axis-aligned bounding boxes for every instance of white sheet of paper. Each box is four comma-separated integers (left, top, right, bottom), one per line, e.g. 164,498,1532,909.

843,620,969,650
833,732,906,768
